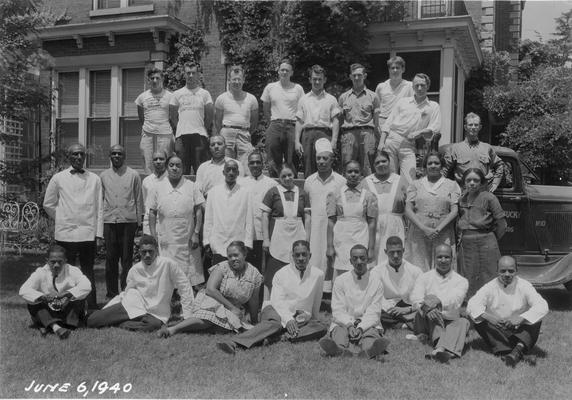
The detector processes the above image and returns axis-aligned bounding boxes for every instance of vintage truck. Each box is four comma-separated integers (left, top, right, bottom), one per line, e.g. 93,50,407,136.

443,145,572,291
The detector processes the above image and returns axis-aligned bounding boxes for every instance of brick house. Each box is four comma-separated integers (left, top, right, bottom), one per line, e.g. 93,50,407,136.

29,0,524,175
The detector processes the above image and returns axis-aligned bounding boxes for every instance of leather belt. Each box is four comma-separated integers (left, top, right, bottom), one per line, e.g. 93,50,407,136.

222,124,249,130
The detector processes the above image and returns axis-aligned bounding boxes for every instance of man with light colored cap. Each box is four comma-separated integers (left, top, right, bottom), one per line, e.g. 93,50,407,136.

304,138,346,292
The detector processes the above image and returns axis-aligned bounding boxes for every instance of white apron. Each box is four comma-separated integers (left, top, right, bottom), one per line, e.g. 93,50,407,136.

157,197,204,286
269,186,306,263
333,189,369,270
366,174,405,264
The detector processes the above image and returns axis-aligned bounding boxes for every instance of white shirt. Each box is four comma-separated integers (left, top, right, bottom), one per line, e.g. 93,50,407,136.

19,264,91,303
215,91,258,127
104,256,194,323
467,276,548,325
195,157,244,197
375,79,413,118
260,81,305,120
170,86,213,137
382,96,441,138
134,89,173,135
239,174,278,240
331,270,384,332
410,269,468,320
268,263,324,327
43,167,103,241
204,182,253,255
295,90,340,128
371,260,422,310
142,172,167,212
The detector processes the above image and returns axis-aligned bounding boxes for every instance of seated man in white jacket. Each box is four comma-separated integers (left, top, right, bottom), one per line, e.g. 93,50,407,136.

19,245,91,339
410,244,469,363
319,244,389,358
87,235,193,332
467,255,548,367
216,240,326,354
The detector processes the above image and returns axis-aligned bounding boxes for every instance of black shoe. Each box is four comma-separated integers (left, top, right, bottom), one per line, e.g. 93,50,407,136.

434,350,452,364
319,337,342,356
365,338,390,359
504,346,523,367
55,327,71,340
216,341,237,355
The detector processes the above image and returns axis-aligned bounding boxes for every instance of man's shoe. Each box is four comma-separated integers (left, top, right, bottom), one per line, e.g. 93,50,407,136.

434,349,451,364
55,327,70,340
504,346,523,367
216,341,237,355
319,337,342,357
365,338,390,359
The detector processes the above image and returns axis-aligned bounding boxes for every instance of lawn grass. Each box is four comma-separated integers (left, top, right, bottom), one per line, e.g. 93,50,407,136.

1,254,572,399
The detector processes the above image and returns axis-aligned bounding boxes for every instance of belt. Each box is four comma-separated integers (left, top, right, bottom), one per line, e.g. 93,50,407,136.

342,126,374,131
222,124,249,130
303,127,331,133
462,229,492,236
272,119,296,125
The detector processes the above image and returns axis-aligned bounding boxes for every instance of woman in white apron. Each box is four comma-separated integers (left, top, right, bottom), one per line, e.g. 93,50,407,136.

363,150,408,265
148,155,205,289
327,160,377,280
261,164,311,296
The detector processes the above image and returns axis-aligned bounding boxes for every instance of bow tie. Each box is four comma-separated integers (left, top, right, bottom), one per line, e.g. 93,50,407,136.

70,169,85,174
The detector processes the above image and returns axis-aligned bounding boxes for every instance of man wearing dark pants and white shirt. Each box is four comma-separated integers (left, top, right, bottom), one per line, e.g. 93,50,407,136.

43,143,103,309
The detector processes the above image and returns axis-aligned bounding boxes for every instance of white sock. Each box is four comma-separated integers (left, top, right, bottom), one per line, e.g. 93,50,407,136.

51,323,62,333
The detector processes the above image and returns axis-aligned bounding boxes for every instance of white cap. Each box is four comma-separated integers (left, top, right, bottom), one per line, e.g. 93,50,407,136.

315,138,333,155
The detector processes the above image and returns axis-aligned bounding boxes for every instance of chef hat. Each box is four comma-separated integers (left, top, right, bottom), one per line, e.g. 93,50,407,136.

315,138,333,155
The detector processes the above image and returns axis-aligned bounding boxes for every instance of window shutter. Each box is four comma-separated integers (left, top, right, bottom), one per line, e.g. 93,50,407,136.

58,72,79,118
122,68,145,116
90,70,111,117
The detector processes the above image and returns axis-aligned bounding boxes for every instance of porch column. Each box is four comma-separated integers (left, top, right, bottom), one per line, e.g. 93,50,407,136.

439,45,455,145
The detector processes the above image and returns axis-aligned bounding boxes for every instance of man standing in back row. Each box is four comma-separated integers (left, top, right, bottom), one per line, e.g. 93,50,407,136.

380,73,440,184
170,61,213,175
295,65,340,177
338,63,380,176
261,58,305,177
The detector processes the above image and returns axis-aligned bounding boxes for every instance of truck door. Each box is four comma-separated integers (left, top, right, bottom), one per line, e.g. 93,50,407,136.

495,156,532,254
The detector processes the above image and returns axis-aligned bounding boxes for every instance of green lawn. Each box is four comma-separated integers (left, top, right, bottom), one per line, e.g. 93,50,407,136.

1,254,572,399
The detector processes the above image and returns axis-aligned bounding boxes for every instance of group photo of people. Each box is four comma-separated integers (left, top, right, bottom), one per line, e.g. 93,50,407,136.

20,56,549,370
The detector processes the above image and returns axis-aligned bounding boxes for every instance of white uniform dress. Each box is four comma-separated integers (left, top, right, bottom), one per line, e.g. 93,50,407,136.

364,173,406,264
332,188,369,271
269,186,306,263
148,178,205,286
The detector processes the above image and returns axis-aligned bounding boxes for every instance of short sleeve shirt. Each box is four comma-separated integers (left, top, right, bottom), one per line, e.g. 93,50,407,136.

375,79,413,119
261,82,305,121
215,91,259,128
338,87,379,128
261,185,311,237
170,86,213,137
295,90,340,128
135,89,173,135
326,185,378,219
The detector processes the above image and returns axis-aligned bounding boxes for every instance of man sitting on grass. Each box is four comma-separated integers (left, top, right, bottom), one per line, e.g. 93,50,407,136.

318,245,390,359
467,255,548,367
371,236,421,330
216,240,326,354
410,244,469,363
87,235,193,332
19,245,92,339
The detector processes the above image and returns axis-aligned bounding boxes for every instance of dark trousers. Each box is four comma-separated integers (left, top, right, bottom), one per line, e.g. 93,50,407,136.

27,300,86,329
474,320,542,355
212,253,227,266
56,240,97,309
87,302,163,332
175,133,209,175
301,128,331,177
231,305,327,349
104,222,138,298
246,240,264,273
265,121,296,178
380,300,415,329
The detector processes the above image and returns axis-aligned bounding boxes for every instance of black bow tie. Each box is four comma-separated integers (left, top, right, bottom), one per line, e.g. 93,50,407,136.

70,168,85,174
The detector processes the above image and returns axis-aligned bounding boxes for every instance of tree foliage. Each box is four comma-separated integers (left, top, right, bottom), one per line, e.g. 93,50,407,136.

164,26,209,91
483,66,572,184
0,0,56,119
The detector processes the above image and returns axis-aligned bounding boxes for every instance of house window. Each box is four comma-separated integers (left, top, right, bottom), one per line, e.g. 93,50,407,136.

120,68,144,167
91,0,153,16
56,67,145,169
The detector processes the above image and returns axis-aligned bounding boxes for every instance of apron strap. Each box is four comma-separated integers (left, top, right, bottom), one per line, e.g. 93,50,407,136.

277,186,299,219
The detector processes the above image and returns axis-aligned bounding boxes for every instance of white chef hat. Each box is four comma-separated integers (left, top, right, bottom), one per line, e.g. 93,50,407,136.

315,138,333,155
